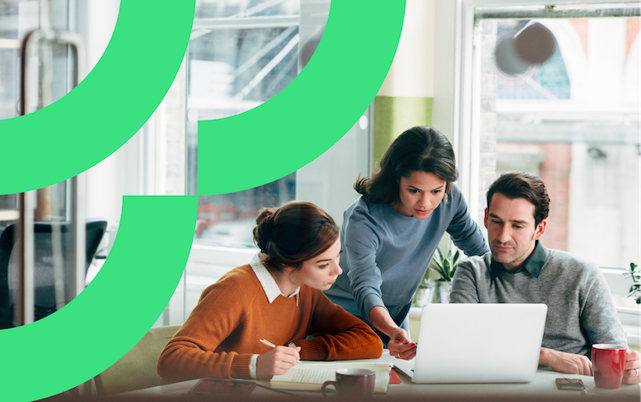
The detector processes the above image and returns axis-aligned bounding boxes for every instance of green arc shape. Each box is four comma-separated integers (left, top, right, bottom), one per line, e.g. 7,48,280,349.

0,0,195,195
198,0,406,195
0,196,197,401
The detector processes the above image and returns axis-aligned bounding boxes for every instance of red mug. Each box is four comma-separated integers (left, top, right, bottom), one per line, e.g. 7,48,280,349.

321,368,375,398
592,344,627,389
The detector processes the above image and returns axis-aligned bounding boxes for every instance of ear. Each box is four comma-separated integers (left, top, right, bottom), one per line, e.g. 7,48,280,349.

484,208,489,229
534,219,547,240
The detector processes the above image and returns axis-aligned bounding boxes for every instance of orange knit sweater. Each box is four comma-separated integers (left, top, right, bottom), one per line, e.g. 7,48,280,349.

157,264,383,382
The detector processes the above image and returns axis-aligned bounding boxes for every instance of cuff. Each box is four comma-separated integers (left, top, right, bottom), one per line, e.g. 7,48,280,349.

293,338,326,361
249,354,259,379
230,353,253,379
362,293,385,322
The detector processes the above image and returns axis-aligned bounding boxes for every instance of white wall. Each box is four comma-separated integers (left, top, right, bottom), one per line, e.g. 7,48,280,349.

77,0,141,231
378,0,435,98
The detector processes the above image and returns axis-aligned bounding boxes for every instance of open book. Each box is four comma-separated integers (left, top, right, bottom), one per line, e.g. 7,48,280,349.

270,362,393,393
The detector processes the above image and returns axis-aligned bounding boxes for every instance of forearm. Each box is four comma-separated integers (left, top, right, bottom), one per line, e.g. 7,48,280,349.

158,341,253,380
303,292,383,360
368,306,399,337
539,347,552,365
295,323,383,361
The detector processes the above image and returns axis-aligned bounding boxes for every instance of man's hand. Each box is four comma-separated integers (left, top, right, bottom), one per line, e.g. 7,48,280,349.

623,350,641,385
256,346,301,379
388,328,417,360
539,347,592,375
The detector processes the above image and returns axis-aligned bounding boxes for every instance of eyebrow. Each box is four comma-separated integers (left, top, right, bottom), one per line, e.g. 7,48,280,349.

488,213,528,224
315,251,341,264
408,184,445,191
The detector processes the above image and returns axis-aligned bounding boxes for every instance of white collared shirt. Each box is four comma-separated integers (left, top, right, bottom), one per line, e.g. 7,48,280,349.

248,254,300,379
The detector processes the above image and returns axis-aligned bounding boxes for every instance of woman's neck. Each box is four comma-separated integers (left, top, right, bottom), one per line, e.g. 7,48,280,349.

266,266,299,297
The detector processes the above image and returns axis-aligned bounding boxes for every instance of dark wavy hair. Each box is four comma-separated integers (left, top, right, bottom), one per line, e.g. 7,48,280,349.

252,201,339,272
486,172,550,226
354,126,459,205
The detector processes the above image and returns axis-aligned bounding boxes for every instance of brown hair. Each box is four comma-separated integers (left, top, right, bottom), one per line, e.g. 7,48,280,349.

486,172,550,226
252,201,339,272
354,126,458,205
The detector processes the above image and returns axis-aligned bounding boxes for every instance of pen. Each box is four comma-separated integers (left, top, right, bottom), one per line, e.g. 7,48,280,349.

260,339,300,362
259,339,276,348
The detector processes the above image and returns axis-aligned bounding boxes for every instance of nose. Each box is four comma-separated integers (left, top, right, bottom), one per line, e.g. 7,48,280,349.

420,192,431,209
497,224,511,243
333,261,343,276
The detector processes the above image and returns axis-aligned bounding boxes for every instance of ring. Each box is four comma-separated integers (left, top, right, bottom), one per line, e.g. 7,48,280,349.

635,368,639,377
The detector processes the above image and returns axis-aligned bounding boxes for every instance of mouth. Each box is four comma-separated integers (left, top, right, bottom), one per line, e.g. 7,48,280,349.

328,279,337,285
415,209,430,216
494,245,512,252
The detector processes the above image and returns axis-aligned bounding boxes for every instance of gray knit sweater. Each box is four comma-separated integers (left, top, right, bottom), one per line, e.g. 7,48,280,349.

450,243,627,358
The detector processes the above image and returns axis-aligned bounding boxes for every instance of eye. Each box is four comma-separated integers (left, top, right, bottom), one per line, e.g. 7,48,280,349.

513,225,523,229
409,189,419,194
432,189,442,194
319,263,329,269
491,220,501,224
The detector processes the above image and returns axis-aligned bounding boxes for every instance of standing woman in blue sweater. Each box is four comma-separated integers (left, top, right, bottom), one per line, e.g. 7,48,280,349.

325,126,489,360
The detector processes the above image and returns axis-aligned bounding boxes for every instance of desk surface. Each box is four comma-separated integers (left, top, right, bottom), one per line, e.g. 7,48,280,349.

119,351,640,401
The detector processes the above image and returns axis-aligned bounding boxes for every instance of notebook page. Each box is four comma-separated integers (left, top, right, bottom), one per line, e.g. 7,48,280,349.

271,362,391,391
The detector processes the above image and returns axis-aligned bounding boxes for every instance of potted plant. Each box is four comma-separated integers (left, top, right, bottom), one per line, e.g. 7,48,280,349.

414,268,435,307
624,262,641,304
429,247,461,303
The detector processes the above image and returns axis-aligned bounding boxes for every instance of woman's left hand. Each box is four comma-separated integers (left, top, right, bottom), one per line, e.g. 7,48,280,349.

388,328,417,360
623,350,641,385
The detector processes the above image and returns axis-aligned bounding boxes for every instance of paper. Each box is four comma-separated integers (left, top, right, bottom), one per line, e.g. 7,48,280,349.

270,362,392,393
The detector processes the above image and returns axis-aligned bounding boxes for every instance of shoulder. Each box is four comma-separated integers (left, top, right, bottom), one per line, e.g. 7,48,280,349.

458,253,492,273
544,249,602,280
199,265,260,302
343,197,386,232
443,183,466,210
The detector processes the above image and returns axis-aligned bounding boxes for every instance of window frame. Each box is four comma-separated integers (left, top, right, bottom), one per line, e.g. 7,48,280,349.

434,0,640,338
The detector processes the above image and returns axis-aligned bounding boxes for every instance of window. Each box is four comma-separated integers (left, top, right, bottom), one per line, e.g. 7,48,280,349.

160,0,371,324
187,0,300,249
459,2,640,314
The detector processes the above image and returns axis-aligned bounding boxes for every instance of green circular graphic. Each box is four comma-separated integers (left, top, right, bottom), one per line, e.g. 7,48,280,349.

0,196,197,401
0,0,195,195
0,0,406,400
198,0,406,195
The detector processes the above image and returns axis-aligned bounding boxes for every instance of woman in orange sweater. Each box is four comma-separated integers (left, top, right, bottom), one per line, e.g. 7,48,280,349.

157,201,383,382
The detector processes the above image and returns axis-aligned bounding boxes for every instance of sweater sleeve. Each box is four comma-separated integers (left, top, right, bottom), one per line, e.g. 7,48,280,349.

342,206,386,321
446,185,490,257
292,290,383,361
579,264,627,349
450,259,481,303
157,279,253,382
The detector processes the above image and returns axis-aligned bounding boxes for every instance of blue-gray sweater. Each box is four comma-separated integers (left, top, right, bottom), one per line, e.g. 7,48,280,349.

325,184,489,321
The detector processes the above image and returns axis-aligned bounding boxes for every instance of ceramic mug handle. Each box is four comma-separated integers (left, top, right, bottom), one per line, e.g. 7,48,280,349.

321,380,338,397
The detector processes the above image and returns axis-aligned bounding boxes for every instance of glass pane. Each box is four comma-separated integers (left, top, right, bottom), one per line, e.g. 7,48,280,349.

195,0,299,19
0,0,80,327
473,15,640,308
187,1,300,248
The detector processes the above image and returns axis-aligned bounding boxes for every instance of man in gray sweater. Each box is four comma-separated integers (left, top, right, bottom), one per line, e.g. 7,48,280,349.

450,172,640,384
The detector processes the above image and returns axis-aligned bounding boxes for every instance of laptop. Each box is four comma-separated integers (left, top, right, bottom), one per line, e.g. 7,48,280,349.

396,303,547,383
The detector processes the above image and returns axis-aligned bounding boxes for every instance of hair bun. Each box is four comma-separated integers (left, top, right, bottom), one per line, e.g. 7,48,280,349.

253,208,276,253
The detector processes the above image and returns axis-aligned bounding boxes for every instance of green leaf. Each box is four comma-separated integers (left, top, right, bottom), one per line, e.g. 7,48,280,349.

453,249,461,266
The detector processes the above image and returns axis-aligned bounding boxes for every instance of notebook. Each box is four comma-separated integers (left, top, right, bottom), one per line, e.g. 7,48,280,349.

396,303,547,383
270,362,393,393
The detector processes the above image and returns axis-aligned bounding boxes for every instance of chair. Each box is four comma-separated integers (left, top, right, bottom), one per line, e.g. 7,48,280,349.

0,219,107,328
93,325,181,396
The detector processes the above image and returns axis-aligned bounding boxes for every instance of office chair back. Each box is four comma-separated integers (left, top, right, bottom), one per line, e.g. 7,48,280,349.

0,219,107,328
94,325,181,396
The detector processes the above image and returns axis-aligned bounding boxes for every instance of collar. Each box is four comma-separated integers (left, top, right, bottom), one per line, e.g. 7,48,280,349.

491,241,547,278
250,254,300,304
